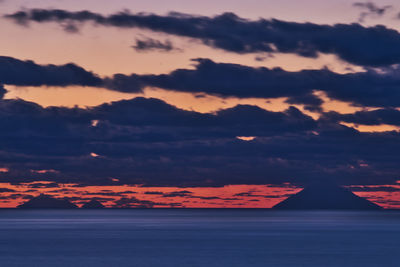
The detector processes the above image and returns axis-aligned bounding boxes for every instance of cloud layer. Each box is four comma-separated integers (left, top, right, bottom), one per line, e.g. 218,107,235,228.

6,9,400,66
0,90,399,187
0,56,101,87
6,55,400,110
3,5,400,190
106,58,400,109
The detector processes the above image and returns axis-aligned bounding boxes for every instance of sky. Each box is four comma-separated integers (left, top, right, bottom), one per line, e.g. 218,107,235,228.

2,0,400,208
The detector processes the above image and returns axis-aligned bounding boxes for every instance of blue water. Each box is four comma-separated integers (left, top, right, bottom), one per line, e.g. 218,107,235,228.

1,210,400,266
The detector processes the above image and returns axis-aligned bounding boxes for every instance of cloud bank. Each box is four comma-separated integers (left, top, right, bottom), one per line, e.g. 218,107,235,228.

4,55,400,111
6,9,400,66
0,56,101,87
105,58,400,109
0,93,398,187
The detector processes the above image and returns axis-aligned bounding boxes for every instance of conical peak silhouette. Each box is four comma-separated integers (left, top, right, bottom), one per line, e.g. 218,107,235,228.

273,182,382,210
81,199,105,209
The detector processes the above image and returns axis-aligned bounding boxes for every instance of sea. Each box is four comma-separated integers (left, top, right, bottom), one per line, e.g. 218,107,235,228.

0,209,399,267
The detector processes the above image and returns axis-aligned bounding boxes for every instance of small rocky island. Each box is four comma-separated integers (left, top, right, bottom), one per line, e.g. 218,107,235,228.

81,199,105,209
18,194,78,209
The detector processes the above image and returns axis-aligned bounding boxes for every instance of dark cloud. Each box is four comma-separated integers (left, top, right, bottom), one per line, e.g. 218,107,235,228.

234,192,264,197
263,194,293,199
113,196,180,208
106,58,400,108
353,2,392,22
90,96,317,137
0,193,32,200
63,23,80,33
0,56,101,87
132,38,179,52
47,188,76,194
193,196,220,200
144,191,164,195
0,95,322,186
4,54,400,109
232,191,290,198
322,109,400,126
0,57,398,188
162,190,193,197
0,94,399,187
0,188,15,193
349,185,400,192
82,191,130,196
25,182,60,188
7,9,400,66
254,54,274,62
0,84,6,99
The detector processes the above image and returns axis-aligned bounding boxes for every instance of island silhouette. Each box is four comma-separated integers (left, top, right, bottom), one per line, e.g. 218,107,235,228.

81,199,105,209
17,183,382,210
18,194,78,209
273,182,382,210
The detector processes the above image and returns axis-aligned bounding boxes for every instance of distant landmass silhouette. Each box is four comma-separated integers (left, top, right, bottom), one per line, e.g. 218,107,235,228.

18,194,78,209
273,182,382,210
81,199,105,209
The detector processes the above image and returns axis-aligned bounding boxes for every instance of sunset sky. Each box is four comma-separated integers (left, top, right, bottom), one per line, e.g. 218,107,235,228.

1,0,400,208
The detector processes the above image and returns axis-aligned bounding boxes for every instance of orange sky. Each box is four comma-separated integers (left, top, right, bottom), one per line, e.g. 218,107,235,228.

0,182,301,208
1,182,400,209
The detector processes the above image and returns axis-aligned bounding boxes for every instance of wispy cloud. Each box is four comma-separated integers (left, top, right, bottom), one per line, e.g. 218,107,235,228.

132,37,181,52
353,2,393,22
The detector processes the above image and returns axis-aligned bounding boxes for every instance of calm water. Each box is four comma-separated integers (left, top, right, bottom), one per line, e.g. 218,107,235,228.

1,209,400,267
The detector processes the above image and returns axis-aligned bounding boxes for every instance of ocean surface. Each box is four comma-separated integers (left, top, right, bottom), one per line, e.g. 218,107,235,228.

1,209,400,267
